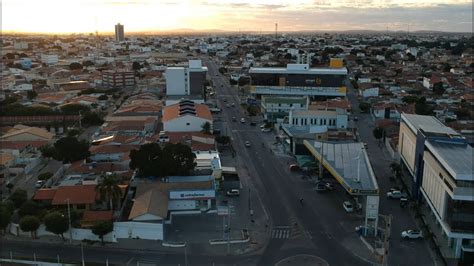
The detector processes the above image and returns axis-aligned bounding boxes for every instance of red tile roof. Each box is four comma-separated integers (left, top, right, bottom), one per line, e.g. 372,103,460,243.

0,140,49,150
51,185,98,205
81,210,113,222
162,103,212,122
33,189,57,201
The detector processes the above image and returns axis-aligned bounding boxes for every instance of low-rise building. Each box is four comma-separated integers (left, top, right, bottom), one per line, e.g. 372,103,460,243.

162,100,213,133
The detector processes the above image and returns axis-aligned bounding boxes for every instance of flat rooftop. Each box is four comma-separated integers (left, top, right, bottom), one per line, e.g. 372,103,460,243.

402,113,459,136
249,67,347,75
426,140,473,181
304,141,379,195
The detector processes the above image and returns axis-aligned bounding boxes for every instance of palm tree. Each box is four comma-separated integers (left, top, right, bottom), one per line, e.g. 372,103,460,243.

96,174,122,210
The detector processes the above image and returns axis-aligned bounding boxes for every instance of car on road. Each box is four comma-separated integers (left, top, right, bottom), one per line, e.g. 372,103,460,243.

324,183,334,190
387,190,408,199
226,103,230,108
250,121,256,126
223,98,227,102
232,117,237,122
353,116,359,121
231,103,235,107
343,201,354,213
245,141,251,147
401,230,423,239
35,180,45,189
209,92,215,96
261,128,272,132
363,142,368,149
289,164,300,171
226,189,240,197
314,183,327,192
240,118,246,123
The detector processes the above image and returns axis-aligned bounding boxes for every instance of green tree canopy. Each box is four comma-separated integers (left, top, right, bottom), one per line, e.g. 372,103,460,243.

52,137,90,163
9,189,28,209
19,215,40,238
44,211,69,241
0,203,12,233
27,90,38,100
201,122,212,134
98,94,108,101
69,62,83,70
18,200,39,217
129,143,196,177
132,61,142,71
60,104,90,115
215,135,231,145
359,102,371,113
81,112,104,126
415,97,434,115
433,82,445,96
402,95,419,104
91,221,113,245
373,127,384,141
96,174,122,210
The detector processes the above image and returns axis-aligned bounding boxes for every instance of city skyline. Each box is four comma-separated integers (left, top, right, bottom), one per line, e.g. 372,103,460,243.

2,0,473,34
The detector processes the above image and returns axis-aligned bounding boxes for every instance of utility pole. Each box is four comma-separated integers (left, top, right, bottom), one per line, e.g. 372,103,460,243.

81,242,85,266
275,23,278,38
66,198,72,244
184,242,188,266
227,206,231,254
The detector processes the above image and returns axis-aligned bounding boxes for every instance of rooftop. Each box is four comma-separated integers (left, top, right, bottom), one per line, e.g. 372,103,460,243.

401,113,459,136
304,141,379,195
426,140,473,181
250,65,347,75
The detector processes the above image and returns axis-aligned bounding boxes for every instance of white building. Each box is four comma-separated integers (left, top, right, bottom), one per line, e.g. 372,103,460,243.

41,54,59,65
165,60,207,97
289,108,348,129
261,96,309,122
162,100,213,132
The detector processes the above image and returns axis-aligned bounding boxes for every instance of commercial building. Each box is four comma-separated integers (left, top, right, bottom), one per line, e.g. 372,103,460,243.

288,108,348,130
115,23,124,42
162,100,213,133
398,113,473,262
260,96,308,122
102,70,135,88
165,60,207,102
249,59,347,98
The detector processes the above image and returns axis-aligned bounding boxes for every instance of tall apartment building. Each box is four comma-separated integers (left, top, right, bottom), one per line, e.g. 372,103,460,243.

398,113,473,263
249,58,347,98
115,23,124,42
102,70,135,88
165,60,207,104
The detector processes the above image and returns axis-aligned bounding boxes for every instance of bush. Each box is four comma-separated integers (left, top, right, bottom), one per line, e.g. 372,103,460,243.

9,189,28,209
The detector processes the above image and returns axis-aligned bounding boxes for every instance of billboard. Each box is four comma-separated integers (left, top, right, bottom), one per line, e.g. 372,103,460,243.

169,190,215,200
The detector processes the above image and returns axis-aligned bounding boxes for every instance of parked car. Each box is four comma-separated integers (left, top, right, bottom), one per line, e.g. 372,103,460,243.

231,103,235,107
343,201,354,213
226,103,230,108
250,121,256,126
401,230,423,239
240,118,246,123
314,183,327,192
387,190,407,199
353,116,359,121
226,189,240,197
325,183,334,190
261,128,272,132
35,180,45,189
232,117,237,122
289,164,300,171
245,141,251,147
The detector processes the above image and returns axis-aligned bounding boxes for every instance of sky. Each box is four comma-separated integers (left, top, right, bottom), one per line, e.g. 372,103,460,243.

2,0,472,34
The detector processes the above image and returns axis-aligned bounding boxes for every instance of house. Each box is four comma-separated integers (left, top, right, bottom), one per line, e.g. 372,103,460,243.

0,125,54,141
33,185,98,211
372,103,401,121
162,100,213,133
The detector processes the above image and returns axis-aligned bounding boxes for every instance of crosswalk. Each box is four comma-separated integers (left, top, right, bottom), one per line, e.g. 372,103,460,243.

271,227,291,239
271,216,314,240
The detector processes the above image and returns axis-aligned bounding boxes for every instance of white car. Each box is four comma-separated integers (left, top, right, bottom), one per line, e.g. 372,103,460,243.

401,230,423,239
35,180,45,188
387,190,408,199
240,118,246,123
245,141,251,147
261,128,272,132
226,189,240,197
343,201,354,213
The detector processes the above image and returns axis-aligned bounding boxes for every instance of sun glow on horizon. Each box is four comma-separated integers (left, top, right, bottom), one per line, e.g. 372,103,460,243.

2,0,472,34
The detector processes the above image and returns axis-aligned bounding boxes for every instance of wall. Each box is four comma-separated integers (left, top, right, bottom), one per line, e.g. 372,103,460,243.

164,116,211,132
399,122,417,175
168,199,196,210
114,221,163,240
384,137,400,161
166,68,186,95
10,224,116,242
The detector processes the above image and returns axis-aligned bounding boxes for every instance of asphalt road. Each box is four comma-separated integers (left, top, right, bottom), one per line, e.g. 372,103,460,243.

206,59,368,266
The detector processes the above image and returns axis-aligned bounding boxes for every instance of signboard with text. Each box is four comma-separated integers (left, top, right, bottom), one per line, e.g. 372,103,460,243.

169,190,215,200
365,195,379,219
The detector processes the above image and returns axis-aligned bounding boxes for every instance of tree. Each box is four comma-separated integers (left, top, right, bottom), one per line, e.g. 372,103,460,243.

162,143,197,176
69,62,83,70
19,215,40,238
18,200,39,217
359,102,371,113
98,94,108,101
373,127,384,142
96,174,122,210
215,135,231,145
9,189,27,209
390,162,402,179
83,60,94,67
218,67,227,74
246,105,259,116
415,97,434,115
433,82,445,95
53,137,90,163
81,112,104,126
402,95,419,104
60,104,90,115
27,90,38,100
92,221,113,245
44,211,69,241
40,145,56,159
129,143,164,177
201,122,212,134
238,77,250,86
0,204,12,234
132,61,142,71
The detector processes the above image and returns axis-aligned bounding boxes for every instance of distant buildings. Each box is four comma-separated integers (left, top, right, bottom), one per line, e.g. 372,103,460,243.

102,70,135,89
40,54,59,65
115,23,124,42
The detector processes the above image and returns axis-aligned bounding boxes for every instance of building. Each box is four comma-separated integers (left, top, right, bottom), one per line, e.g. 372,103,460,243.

261,96,308,122
288,108,348,130
0,125,54,141
162,100,213,132
115,23,124,42
398,114,473,263
102,70,135,89
41,54,59,65
165,60,207,100
249,59,347,98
